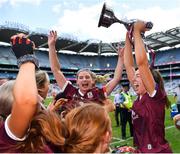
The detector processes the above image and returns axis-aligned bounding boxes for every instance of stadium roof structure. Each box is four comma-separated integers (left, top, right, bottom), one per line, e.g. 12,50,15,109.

1,22,180,55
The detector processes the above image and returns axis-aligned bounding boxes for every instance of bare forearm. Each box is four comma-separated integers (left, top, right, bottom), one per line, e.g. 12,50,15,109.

133,21,155,94
124,34,135,82
124,41,134,69
14,63,37,105
113,56,124,82
106,55,123,95
10,62,37,138
49,45,61,72
133,30,148,66
49,45,67,89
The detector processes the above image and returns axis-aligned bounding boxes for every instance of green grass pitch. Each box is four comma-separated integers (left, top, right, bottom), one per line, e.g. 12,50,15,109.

44,95,180,152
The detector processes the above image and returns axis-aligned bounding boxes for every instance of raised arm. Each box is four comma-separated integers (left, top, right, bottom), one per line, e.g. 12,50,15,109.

124,33,135,86
8,34,38,138
133,21,155,95
105,48,124,96
48,31,67,90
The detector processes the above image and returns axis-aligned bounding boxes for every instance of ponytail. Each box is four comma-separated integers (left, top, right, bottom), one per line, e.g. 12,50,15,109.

150,68,171,108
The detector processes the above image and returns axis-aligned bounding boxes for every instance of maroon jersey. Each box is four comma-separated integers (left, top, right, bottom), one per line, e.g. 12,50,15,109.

0,123,18,152
0,122,58,153
55,82,107,112
132,84,172,153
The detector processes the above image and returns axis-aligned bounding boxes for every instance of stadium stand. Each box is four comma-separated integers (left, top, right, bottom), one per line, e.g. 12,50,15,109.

0,46,16,65
155,48,180,65
0,22,180,93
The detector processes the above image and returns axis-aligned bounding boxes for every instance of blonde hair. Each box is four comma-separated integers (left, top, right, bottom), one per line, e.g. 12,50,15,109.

35,70,49,89
77,68,110,84
96,74,111,83
76,68,96,79
64,103,111,153
35,70,50,99
0,80,15,119
0,70,49,119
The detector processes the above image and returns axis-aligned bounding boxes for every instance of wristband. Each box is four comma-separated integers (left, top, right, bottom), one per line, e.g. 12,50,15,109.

17,54,39,68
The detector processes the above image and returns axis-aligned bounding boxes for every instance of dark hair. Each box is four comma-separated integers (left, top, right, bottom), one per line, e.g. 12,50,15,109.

121,82,129,88
150,68,171,108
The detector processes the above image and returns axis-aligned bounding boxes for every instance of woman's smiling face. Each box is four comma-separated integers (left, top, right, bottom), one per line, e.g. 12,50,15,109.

133,70,146,96
76,71,94,94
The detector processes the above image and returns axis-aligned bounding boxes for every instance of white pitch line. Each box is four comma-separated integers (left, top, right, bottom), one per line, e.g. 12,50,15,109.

165,125,175,130
111,137,133,145
112,137,122,141
111,125,175,145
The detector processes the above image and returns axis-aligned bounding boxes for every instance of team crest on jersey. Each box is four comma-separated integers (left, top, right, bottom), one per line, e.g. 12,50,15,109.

87,92,93,99
131,110,139,120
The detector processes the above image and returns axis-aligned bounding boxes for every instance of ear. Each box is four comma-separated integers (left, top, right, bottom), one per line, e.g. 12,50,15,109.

100,131,111,153
103,131,111,143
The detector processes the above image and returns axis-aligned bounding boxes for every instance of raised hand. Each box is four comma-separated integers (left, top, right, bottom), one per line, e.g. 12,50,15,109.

10,33,35,59
47,98,68,112
117,47,124,63
10,33,38,68
48,30,57,47
133,20,150,33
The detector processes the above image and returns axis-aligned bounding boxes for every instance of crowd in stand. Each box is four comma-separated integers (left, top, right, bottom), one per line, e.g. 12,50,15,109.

0,21,179,153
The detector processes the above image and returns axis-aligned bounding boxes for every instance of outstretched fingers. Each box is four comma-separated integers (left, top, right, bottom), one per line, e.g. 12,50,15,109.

48,30,58,46
10,33,35,49
49,30,57,39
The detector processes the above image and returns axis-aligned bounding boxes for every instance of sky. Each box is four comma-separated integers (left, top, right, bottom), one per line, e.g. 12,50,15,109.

0,0,180,43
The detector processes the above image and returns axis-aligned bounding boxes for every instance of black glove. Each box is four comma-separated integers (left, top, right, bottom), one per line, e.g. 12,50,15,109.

10,36,34,59
10,36,39,68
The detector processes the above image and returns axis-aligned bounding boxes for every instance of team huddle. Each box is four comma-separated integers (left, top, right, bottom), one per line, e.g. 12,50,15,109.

0,21,179,153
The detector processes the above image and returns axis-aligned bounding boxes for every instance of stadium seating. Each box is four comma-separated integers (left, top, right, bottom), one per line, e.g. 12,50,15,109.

0,45,180,90
0,46,16,65
0,23,180,92
155,48,180,65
